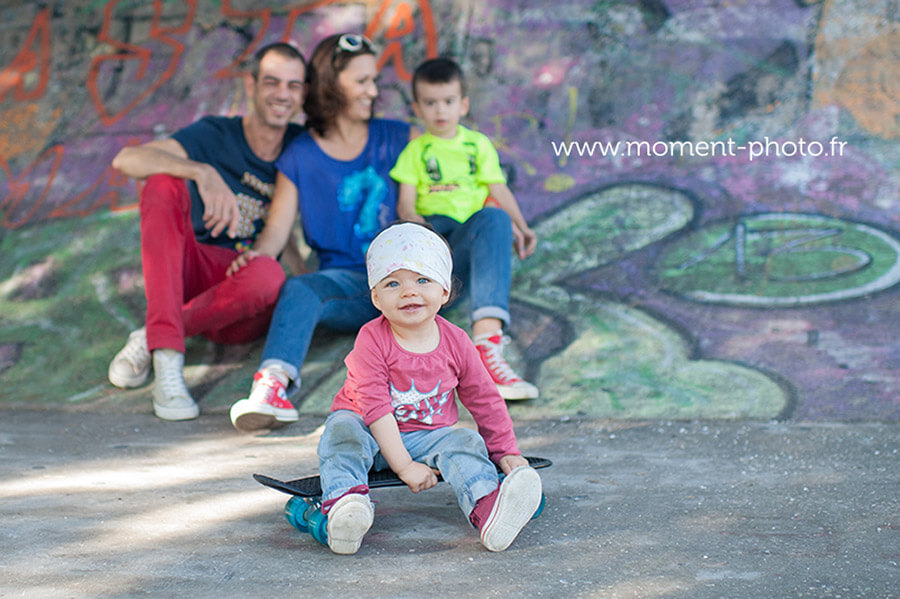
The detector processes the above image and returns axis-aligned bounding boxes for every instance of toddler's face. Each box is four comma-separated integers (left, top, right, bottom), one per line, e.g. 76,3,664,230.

413,80,469,139
370,268,449,330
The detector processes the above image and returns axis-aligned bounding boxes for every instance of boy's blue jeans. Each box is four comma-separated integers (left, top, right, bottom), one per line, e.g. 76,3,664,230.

317,410,500,520
258,268,378,383
426,207,513,327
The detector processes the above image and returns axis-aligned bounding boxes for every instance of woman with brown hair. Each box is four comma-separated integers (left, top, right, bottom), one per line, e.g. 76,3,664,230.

227,33,411,431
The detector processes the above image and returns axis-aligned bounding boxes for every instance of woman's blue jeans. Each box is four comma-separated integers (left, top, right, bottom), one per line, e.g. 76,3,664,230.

259,268,378,384
426,207,513,327
259,208,513,384
317,410,500,520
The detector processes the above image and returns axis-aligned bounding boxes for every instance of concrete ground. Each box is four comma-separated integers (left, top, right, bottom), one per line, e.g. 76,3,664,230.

1,408,898,598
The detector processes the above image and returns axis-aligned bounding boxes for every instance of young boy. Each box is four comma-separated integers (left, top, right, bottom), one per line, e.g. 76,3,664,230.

316,222,543,554
389,57,539,401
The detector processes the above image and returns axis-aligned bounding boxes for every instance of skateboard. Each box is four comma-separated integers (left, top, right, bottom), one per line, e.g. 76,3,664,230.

253,455,552,498
254,456,552,545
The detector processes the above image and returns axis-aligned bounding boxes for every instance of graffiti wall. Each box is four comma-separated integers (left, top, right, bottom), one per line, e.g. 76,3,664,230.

1,0,898,422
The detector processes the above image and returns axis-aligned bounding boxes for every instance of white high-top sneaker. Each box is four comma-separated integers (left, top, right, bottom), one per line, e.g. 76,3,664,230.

151,349,199,421
108,328,151,388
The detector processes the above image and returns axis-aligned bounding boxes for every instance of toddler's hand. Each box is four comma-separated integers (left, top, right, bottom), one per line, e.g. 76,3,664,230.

397,461,439,493
498,454,528,475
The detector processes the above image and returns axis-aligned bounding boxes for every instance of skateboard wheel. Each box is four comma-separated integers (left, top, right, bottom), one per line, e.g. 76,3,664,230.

284,497,328,545
531,493,546,519
284,496,310,532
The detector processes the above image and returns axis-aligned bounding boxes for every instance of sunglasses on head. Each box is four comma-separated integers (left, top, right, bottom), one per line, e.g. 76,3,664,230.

333,33,376,59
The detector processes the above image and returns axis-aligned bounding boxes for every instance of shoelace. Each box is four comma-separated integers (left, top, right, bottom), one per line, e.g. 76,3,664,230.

119,331,150,369
478,336,521,383
253,372,288,406
155,353,190,399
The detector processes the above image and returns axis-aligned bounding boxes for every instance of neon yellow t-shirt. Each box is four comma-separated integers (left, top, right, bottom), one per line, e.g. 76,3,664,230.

389,125,506,223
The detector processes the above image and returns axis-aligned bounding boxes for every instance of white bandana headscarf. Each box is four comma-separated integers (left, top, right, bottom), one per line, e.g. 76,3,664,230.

366,223,453,291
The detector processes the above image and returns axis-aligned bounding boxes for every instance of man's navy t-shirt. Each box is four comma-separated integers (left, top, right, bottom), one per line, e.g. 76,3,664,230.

172,115,302,251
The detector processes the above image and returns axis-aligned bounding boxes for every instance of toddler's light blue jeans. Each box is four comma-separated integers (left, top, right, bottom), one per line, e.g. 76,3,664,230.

317,410,500,520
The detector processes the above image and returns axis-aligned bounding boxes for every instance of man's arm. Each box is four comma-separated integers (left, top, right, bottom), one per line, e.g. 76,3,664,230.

112,138,240,238
487,182,537,260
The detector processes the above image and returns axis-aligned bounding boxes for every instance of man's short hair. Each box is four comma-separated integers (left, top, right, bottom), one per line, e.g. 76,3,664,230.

412,57,466,101
250,41,307,79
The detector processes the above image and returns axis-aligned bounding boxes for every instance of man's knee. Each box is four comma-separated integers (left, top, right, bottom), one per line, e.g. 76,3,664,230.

240,256,286,303
141,174,185,201
140,174,189,215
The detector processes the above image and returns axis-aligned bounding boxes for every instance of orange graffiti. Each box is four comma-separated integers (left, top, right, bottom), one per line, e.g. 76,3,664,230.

214,0,438,81
0,8,51,102
48,165,137,220
214,1,273,80
366,0,438,81
215,0,437,82
0,146,137,230
831,29,900,139
260,0,438,82
86,0,196,126
0,146,63,229
0,104,61,159
2,0,441,231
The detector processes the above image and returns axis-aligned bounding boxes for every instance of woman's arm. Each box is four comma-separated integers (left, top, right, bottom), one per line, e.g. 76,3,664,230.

226,171,298,276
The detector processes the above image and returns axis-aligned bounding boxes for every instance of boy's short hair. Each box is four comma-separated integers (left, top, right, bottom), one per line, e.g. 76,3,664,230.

412,57,466,101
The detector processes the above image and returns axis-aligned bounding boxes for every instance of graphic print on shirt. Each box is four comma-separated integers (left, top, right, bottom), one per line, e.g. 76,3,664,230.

231,172,275,250
337,166,390,253
390,379,451,425
420,141,480,192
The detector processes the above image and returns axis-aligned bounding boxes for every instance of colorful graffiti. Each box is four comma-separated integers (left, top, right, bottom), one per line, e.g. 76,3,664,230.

1,0,899,422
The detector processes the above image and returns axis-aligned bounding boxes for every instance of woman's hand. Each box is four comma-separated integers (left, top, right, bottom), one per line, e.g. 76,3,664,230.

226,249,261,277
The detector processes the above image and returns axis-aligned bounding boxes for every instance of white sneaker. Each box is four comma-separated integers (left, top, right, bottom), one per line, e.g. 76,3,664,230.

151,349,199,421
479,466,542,552
108,328,151,388
326,493,374,555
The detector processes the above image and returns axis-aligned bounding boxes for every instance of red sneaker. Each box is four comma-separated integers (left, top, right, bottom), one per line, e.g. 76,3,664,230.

474,332,539,400
230,368,298,432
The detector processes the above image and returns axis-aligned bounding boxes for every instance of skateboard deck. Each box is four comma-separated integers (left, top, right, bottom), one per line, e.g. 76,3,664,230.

254,455,552,498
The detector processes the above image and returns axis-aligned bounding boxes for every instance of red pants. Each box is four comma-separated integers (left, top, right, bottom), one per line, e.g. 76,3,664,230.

140,175,286,353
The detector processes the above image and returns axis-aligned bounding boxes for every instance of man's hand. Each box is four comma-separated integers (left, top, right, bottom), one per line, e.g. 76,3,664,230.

396,461,439,493
196,164,241,238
